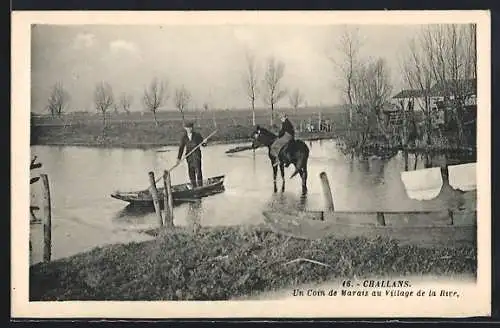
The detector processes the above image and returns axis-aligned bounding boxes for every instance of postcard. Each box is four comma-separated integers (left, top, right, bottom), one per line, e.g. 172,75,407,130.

12,10,491,318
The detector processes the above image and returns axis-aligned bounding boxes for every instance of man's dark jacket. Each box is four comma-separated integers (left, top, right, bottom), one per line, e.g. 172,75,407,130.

177,131,206,164
278,118,295,139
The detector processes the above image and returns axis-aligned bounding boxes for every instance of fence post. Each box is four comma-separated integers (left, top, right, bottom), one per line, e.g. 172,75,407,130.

40,174,52,262
319,172,335,211
163,170,174,228
148,172,163,227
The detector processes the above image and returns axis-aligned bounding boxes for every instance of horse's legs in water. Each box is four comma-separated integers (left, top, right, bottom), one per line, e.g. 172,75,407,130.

299,167,308,195
272,159,278,193
279,162,285,192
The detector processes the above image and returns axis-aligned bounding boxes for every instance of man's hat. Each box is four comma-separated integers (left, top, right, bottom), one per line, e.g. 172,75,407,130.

184,121,194,128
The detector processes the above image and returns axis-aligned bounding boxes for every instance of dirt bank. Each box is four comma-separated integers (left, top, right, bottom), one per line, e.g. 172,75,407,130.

30,225,476,301
30,120,338,149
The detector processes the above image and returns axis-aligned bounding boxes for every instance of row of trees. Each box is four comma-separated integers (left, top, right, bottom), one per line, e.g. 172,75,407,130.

46,53,306,128
332,28,394,150
46,78,193,128
333,24,477,151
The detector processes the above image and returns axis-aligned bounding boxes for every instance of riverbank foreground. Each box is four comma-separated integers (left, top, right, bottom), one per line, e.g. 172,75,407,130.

30,225,476,301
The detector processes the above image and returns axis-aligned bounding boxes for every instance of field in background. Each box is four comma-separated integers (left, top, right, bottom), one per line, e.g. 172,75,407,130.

31,106,348,148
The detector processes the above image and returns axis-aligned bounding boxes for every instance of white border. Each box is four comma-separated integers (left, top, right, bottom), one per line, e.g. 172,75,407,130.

12,10,491,318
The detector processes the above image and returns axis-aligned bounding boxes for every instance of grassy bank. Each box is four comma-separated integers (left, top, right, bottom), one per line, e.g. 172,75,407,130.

31,109,344,149
31,109,475,155
30,226,476,301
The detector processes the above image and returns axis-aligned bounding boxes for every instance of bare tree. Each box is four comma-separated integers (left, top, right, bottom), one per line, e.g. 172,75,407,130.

469,24,477,80
94,81,114,128
202,102,209,112
119,93,133,114
402,37,434,146
243,51,260,126
203,101,217,128
262,57,286,126
143,78,168,126
47,82,70,117
350,57,393,146
288,88,304,114
174,85,191,123
330,27,363,128
202,101,209,122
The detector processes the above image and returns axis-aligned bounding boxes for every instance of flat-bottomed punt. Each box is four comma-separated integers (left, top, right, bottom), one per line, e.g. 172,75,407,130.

111,175,225,207
262,208,477,247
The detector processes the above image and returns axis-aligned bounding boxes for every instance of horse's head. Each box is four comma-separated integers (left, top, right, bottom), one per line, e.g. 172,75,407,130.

251,125,263,148
251,125,275,148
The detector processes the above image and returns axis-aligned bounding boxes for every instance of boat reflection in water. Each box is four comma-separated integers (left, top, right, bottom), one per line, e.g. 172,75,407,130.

186,200,203,234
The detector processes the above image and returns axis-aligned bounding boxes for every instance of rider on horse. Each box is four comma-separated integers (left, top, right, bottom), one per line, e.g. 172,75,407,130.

271,112,295,167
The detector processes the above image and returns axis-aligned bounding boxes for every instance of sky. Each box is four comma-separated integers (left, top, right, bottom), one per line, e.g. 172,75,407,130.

31,24,425,113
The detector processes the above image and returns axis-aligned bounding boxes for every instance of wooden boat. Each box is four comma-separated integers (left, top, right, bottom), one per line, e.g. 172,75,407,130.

111,175,225,206
262,208,477,247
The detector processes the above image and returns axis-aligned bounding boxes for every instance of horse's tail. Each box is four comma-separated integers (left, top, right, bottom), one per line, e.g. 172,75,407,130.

290,168,300,179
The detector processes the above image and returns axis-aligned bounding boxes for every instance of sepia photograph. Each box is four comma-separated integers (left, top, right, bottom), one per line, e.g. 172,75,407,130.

12,11,490,318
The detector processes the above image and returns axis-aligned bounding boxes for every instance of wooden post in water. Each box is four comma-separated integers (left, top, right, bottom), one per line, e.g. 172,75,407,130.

148,172,163,227
163,170,174,228
376,212,386,226
403,150,409,171
40,174,52,262
448,209,454,225
319,172,334,211
318,112,322,131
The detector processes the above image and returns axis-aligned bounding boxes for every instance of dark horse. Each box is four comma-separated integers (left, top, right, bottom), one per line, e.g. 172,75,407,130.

251,126,310,195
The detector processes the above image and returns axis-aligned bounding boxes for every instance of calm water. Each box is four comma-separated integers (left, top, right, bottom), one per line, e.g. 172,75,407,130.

29,140,476,262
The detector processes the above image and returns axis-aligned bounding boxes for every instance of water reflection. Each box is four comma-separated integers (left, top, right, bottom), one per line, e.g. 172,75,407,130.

370,159,386,185
252,150,257,173
424,152,432,168
263,192,310,213
186,200,202,234
113,204,153,220
358,160,370,173
175,190,311,232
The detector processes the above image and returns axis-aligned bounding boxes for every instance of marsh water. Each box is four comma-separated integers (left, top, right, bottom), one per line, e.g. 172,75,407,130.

29,140,476,263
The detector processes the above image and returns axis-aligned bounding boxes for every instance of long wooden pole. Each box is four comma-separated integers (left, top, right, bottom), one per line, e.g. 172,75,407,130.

163,170,174,228
40,174,52,262
319,172,335,212
148,172,163,227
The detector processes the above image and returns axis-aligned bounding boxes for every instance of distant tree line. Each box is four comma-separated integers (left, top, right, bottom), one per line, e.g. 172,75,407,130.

44,23,476,152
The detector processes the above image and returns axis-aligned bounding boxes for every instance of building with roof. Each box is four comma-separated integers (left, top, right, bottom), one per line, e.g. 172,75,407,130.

390,78,477,112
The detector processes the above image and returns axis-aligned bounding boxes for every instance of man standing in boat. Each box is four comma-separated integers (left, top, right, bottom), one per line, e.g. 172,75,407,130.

176,121,207,188
270,112,295,167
